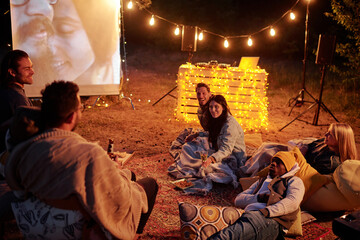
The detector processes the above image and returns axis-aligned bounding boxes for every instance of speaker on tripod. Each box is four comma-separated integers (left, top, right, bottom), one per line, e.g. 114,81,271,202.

312,34,338,125
181,26,198,62
315,34,336,65
279,34,339,131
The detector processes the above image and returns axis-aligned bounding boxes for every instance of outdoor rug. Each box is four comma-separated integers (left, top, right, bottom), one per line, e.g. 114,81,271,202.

1,153,336,239
295,222,332,240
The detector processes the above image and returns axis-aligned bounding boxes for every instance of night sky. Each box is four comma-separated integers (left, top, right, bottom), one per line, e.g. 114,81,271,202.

0,0,338,59
124,0,337,59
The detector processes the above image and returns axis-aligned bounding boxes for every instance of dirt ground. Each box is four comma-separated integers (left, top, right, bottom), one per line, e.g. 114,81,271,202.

77,67,360,240
79,69,360,157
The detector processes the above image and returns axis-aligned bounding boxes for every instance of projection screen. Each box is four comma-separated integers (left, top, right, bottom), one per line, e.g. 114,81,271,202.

10,0,121,97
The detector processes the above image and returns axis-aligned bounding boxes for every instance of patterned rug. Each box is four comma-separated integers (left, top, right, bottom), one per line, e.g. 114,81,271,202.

295,222,332,240
1,153,334,240
127,153,335,240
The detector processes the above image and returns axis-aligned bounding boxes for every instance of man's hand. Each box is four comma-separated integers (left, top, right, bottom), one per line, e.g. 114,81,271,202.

202,156,215,168
185,133,198,143
257,193,270,203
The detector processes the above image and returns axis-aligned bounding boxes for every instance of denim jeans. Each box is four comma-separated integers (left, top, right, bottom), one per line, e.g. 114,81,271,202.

207,211,281,240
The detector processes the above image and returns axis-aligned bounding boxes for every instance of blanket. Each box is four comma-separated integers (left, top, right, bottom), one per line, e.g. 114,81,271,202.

168,129,263,195
237,138,319,177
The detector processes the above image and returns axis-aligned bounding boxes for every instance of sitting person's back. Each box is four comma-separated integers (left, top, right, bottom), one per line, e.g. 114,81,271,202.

5,81,158,239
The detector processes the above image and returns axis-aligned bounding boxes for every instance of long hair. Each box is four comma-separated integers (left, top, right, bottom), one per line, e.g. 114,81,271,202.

41,80,80,128
329,123,358,162
206,95,231,150
0,49,29,88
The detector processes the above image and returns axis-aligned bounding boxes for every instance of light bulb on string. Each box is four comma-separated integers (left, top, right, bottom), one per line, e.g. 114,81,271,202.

198,31,203,41
290,12,295,20
174,25,180,35
247,37,253,46
270,27,275,37
127,1,133,9
149,15,155,26
224,38,229,48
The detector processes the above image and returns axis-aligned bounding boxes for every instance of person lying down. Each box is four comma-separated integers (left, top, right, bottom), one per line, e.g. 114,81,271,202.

238,123,357,177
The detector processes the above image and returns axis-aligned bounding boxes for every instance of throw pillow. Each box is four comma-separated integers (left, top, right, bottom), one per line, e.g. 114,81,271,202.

285,210,317,237
291,147,330,202
285,209,302,237
239,176,259,191
179,202,244,240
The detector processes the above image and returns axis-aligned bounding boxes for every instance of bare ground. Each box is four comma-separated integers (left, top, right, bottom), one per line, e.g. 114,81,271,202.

76,67,360,240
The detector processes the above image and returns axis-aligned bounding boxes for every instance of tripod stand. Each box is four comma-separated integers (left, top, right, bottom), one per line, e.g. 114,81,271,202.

152,86,177,106
152,51,195,106
279,64,339,131
287,88,316,116
288,0,312,114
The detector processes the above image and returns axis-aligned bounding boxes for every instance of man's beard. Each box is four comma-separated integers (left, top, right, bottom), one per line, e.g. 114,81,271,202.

15,16,54,48
15,17,57,85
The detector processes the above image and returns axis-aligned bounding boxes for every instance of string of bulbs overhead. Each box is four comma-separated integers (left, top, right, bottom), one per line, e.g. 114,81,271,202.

125,0,309,48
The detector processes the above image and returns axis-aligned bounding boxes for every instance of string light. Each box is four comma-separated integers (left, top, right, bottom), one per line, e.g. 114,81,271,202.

149,15,155,26
126,0,305,48
224,38,229,48
174,25,180,35
127,1,133,9
290,12,296,20
198,31,204,41
247,37,253,46
270,27,276,36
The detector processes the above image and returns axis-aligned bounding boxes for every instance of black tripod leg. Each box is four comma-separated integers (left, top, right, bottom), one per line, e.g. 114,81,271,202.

320,102,339,122
152,86,177,106
279,102,317,131
288,90,302,116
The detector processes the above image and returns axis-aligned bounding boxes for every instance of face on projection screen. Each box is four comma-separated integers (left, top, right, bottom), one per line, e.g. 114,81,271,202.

10,0,121,96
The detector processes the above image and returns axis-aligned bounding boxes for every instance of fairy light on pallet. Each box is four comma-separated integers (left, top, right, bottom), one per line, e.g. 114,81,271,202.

175,63,269,132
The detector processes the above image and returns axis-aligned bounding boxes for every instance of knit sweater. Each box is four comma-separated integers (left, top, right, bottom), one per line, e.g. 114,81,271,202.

5,128,148,240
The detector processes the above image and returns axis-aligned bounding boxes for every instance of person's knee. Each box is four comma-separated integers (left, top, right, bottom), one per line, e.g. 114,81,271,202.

137,177,158,194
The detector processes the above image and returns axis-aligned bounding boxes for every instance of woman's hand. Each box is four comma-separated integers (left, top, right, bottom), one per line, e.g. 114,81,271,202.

202,156,216,168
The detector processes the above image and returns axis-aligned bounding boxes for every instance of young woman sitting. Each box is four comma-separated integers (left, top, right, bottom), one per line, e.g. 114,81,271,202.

168,95,246,192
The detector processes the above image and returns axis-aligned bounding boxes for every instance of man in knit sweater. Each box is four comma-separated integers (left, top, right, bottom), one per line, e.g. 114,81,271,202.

208,151,305,240
5,81,158,239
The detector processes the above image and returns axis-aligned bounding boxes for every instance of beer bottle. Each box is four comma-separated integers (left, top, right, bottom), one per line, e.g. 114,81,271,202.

107,139,114,156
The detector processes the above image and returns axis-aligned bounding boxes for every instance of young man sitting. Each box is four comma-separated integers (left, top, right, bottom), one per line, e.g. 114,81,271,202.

208,151,305,240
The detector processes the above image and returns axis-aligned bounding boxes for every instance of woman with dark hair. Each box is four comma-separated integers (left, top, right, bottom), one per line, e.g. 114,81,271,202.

202,95,246,168
168,95,246,193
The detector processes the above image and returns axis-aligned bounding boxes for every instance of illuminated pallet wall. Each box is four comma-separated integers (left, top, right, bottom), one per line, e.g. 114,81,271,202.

176,63,269,132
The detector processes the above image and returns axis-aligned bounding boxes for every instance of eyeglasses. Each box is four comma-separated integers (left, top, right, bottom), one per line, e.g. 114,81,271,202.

10,0,57,6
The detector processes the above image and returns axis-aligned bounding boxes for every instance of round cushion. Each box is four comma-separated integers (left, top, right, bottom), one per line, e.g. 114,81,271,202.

333,160,360,206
